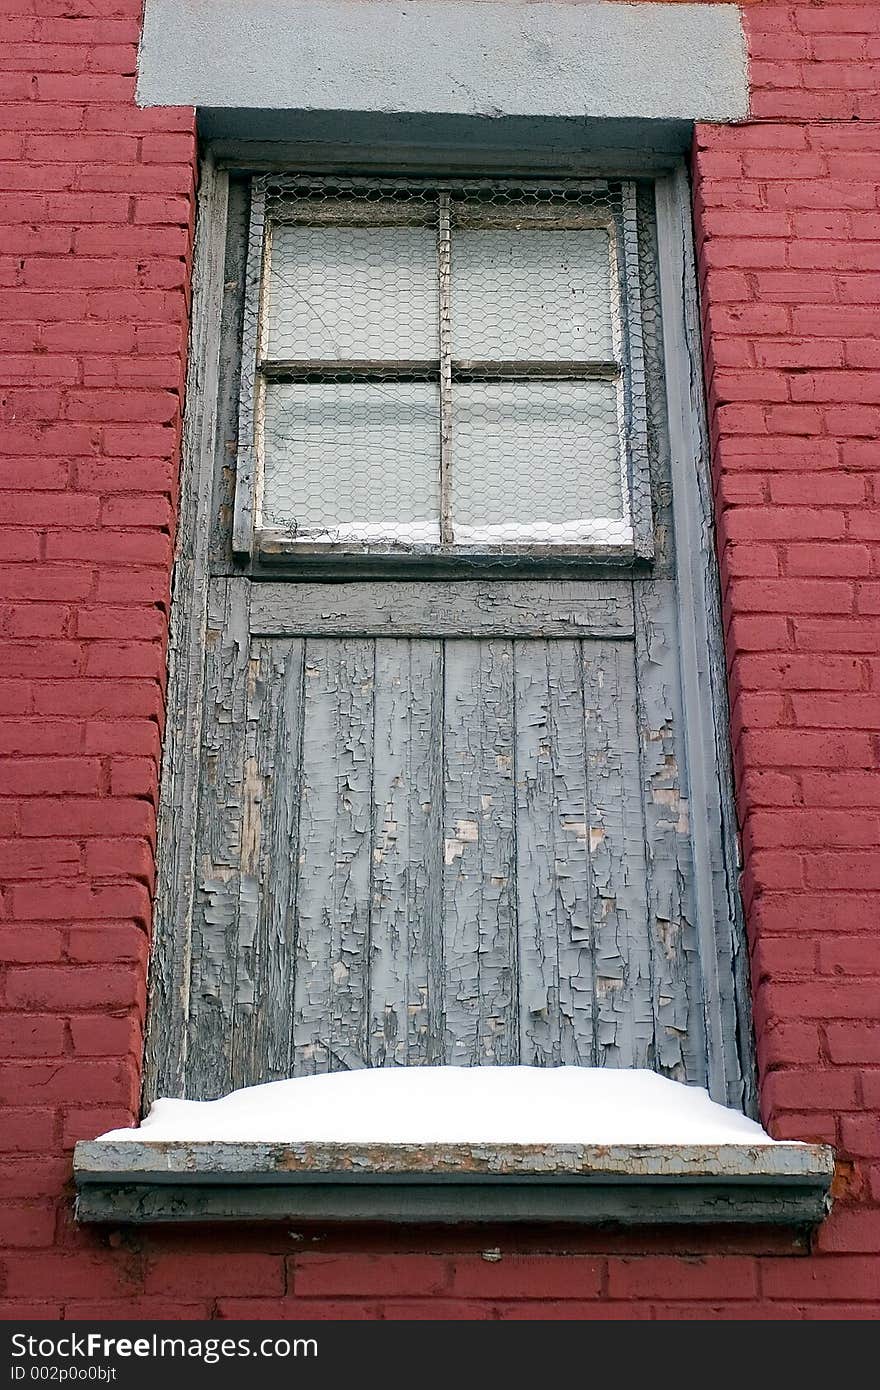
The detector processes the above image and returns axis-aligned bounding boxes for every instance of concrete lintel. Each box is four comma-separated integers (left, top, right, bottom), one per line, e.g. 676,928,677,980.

137,1,749,124
74,1139,834,1227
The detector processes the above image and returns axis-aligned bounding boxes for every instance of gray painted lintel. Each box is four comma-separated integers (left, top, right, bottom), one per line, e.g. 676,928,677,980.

74,1139,834,1227
201,113,696,172
137,2,748,124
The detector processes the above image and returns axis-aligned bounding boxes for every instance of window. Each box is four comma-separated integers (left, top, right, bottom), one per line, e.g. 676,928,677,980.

233,177,652,560
144,163,753,1117
72,156,839,1229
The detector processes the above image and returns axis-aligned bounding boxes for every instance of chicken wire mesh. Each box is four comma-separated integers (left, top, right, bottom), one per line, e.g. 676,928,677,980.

242,176,650,551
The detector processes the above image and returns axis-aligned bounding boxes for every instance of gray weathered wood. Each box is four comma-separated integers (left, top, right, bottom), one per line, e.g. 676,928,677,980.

292,639,374,1073
633,578,705,1085
656,168,755,1112
249,581,634,639
368,640,444,1066
186,579,251,1098
144,158,229,1105
514,641,594,1066
582,637,655,1069
230,637,304,1087
443,640,518,1064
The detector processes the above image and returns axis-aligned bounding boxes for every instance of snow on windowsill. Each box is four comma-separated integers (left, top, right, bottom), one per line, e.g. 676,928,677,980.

98,1067,776,1147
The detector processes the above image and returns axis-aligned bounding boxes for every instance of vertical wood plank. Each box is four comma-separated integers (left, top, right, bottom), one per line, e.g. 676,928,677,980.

145,161,229,1104
230,637,304,1088
581,636,654,1070
633,580,705,1084
293,638,374,1073
442,639,517,1065
186,578,250,1099
515,641,595,1067
368,639,444,1066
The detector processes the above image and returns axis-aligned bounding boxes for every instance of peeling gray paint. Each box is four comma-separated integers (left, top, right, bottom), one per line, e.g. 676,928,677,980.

73,1138,834,1227
137,1,749,123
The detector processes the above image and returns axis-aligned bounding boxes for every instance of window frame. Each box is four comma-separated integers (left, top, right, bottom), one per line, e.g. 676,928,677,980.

69,149,843,1232
145,150,754,1120
232,173,655,569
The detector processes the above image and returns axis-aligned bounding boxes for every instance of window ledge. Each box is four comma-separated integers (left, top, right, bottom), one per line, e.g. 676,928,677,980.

73,1139,834,1228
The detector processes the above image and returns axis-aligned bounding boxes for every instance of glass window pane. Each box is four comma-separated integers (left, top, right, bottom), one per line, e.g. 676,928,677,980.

451,229,614,362
261,382,441,541
450,382,630,546
266,225,438,361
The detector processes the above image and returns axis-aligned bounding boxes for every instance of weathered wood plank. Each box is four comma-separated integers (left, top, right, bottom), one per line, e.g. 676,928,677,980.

230,638,304,1088
514,641,594,1067
145,160,229,1104
186,579,251,1099
582,636,654,1070
292,639,374,1073
368,640,444,1066
656,168,753,1111
249,580,634,639
442,640,517,1064
632,579,705,1084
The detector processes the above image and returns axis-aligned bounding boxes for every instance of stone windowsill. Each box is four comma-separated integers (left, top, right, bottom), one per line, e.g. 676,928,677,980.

73,1139,835,1227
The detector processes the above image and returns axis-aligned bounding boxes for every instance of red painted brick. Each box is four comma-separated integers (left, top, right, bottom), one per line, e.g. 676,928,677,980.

293,1255,450,1298
450,1256,603,1299
608,1257,758,1300
143,1255,285,1298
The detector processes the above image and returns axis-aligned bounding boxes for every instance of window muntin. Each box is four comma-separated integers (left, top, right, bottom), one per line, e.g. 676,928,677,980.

234,177,652,559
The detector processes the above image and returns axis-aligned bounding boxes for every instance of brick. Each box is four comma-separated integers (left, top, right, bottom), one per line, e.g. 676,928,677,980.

1,758,100,796
0,926,64,964
608,1257,758,1300
215,1298,379,1319
18,797,153,837
143,1255,285,1299
11,882,152,924
826,1025,880,1065
800,771,880,806
5,966,144,1011
0,1015,65,1058
3,1254,142,1300
293,1255,450,1298
450,1256,603,1299
762,1069,860,1113
0,1108,56,1153
761,1256,880,1301
69,1013,141,1058
0,1203,56,1249
0,1060,131,1106
727,580,854,616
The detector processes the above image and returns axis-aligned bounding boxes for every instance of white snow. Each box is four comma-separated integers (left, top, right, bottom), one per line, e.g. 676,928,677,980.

287,520,440,544
282,519,633,547
452,520,634,546
98,1067,776,1147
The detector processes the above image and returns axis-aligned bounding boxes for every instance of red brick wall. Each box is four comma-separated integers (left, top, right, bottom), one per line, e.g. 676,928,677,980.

0,0,878,1320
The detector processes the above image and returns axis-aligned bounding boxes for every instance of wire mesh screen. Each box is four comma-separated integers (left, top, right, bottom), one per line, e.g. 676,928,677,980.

244,176,650,552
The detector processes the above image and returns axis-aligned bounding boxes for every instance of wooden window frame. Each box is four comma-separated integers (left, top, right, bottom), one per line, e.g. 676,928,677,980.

146,151,755,1118
67,151,842,1232
232,174,654,571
